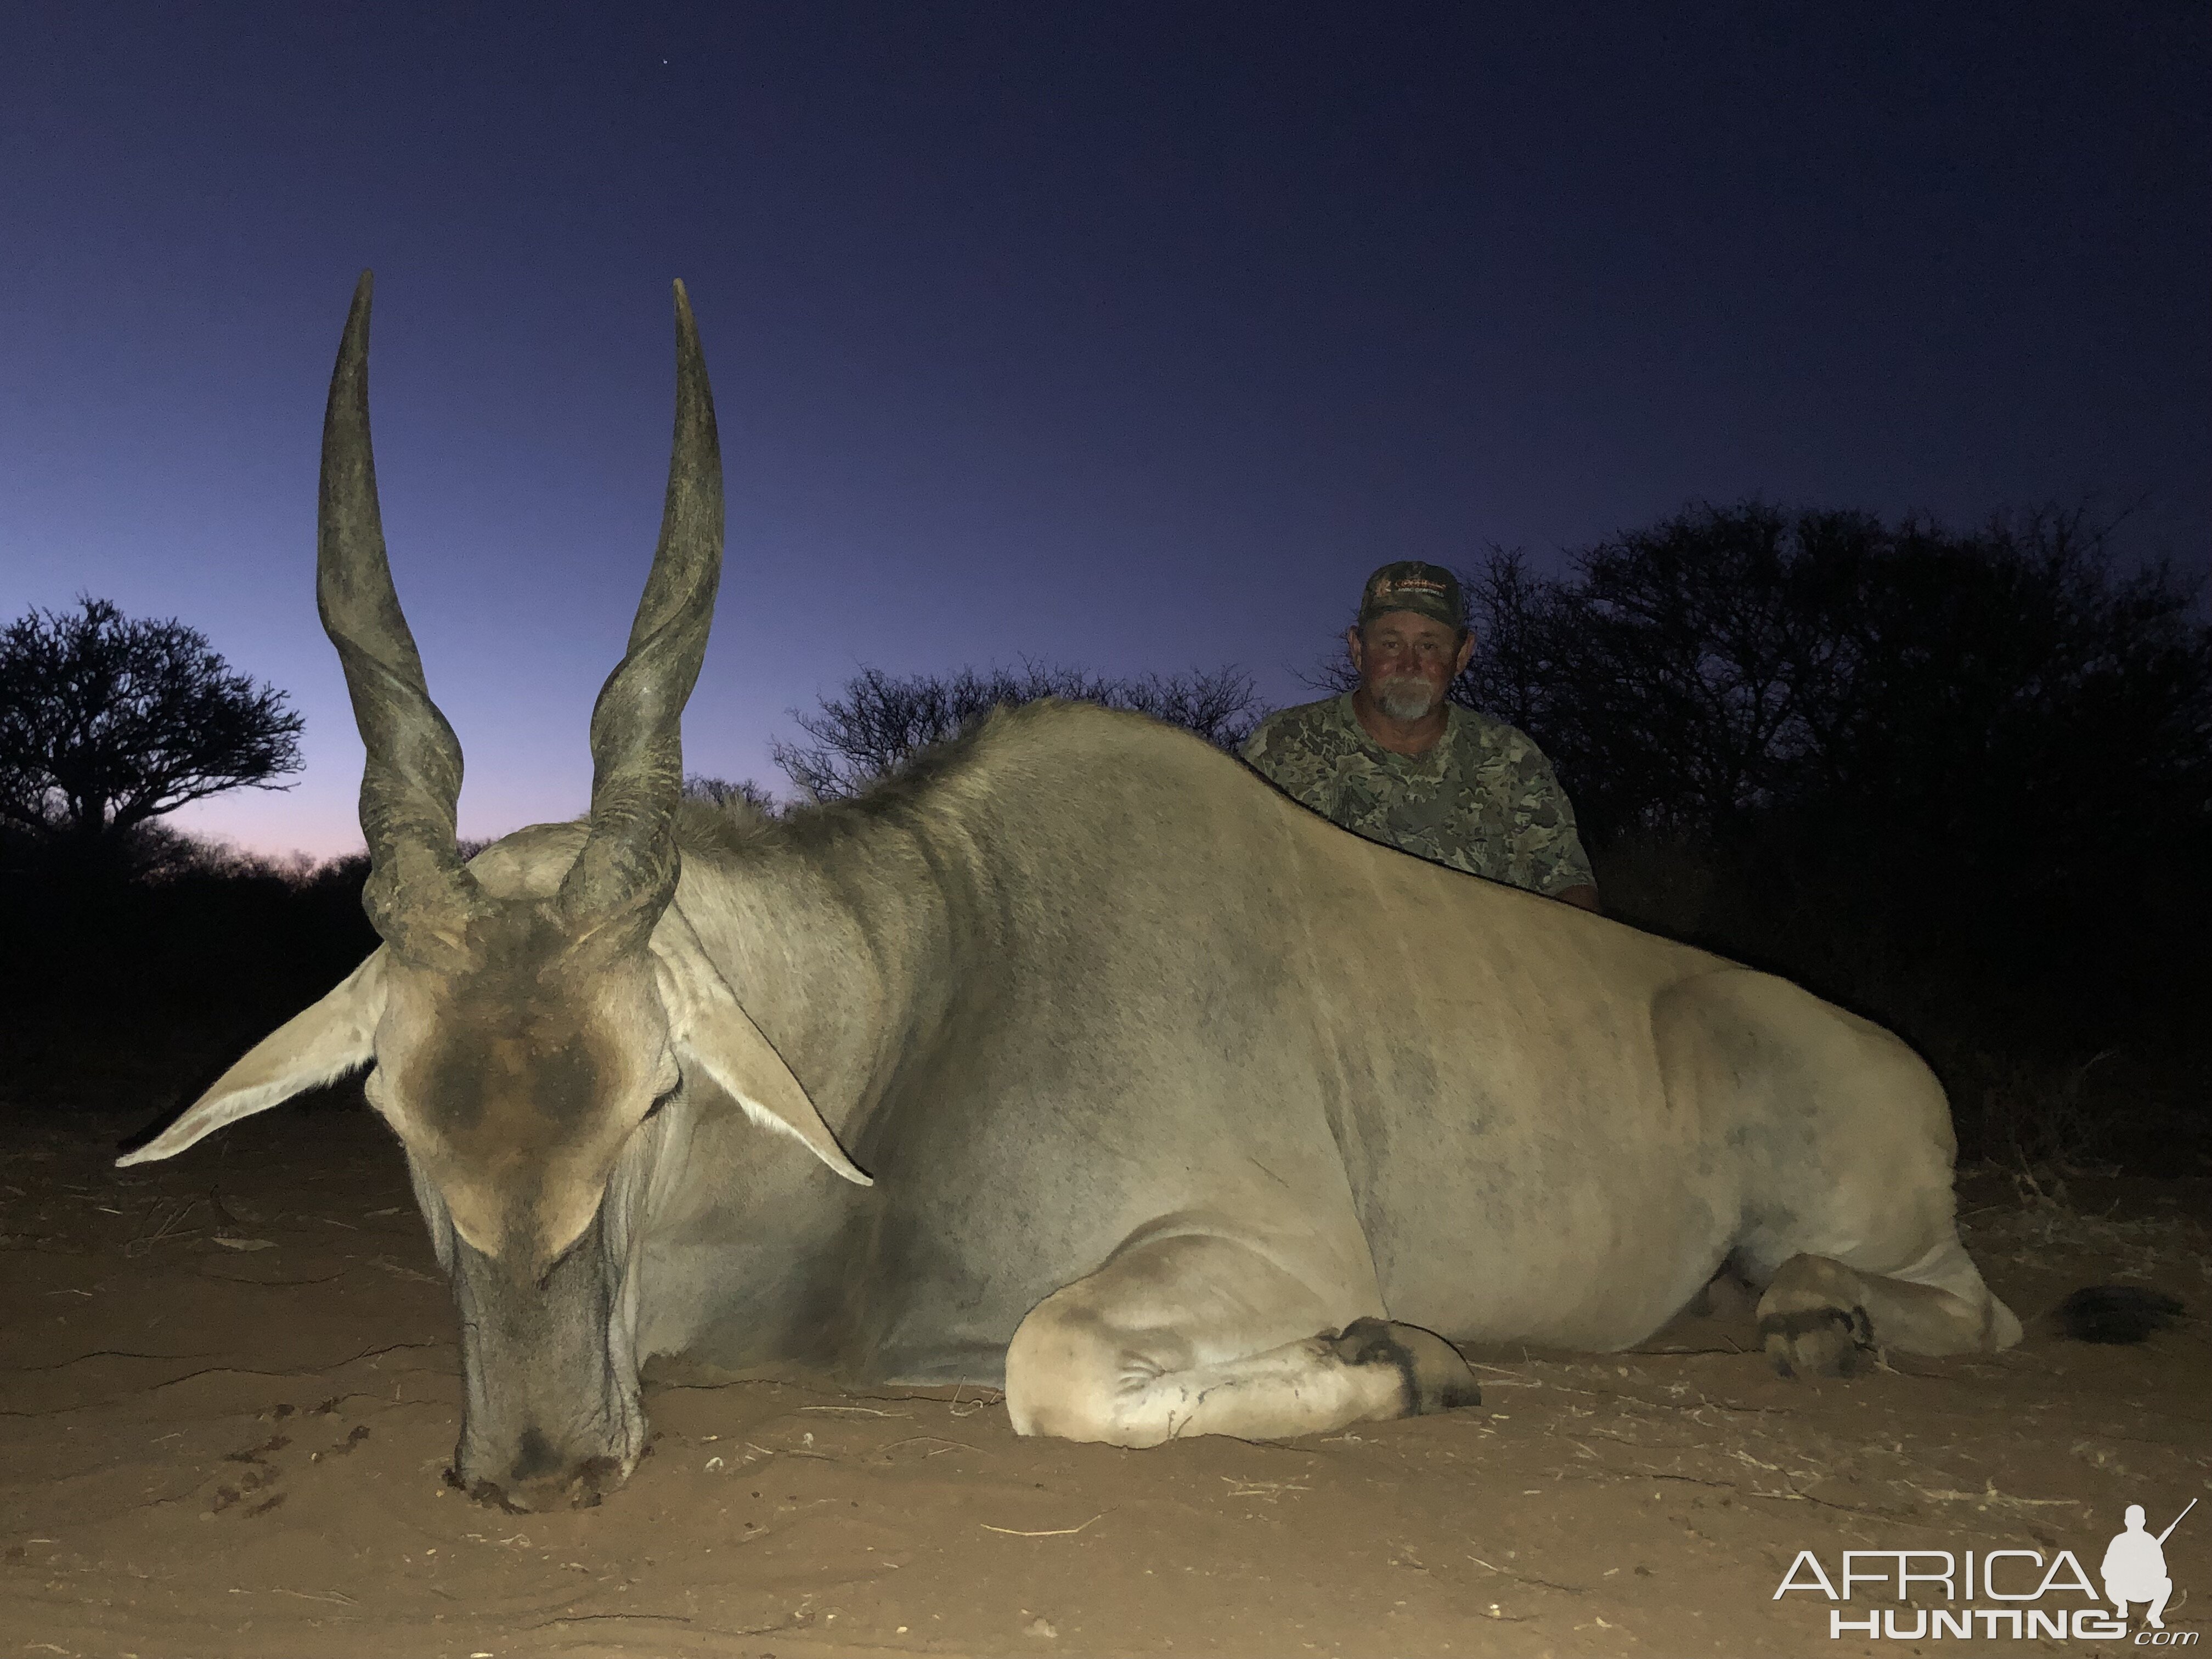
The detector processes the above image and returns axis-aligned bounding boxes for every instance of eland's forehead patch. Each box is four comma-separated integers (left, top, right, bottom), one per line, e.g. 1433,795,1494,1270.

421,1011,603,1138
380,906,663,1157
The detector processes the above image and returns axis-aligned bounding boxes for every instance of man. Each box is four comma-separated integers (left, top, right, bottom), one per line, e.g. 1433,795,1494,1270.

1242,561,1600,911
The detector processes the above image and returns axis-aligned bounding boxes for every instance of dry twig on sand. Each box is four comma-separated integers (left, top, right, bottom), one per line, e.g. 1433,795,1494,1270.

980,1513,1105,1537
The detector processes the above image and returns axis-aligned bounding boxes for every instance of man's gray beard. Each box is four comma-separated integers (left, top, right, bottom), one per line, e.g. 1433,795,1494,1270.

1375,680,1438,721
1371,676,1442,725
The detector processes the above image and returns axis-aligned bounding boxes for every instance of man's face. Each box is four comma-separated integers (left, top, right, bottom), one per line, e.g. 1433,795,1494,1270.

1348,611,1472,722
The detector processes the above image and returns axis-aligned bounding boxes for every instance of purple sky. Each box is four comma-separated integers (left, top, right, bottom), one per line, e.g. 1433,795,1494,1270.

6,3,2207,857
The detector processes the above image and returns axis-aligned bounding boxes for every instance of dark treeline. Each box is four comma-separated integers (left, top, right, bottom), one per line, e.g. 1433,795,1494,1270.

1445,503,2212,1171
4,501,2205,1170
0,843,377,1112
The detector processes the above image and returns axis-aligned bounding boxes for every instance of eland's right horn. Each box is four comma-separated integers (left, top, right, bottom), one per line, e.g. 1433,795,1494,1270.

317,270,482,960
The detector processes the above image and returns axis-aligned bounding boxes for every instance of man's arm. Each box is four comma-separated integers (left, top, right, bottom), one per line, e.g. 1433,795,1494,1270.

1505,743,1599,911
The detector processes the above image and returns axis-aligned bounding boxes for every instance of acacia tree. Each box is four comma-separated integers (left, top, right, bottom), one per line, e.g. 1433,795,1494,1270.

773,662,1260,800
0,598,304,870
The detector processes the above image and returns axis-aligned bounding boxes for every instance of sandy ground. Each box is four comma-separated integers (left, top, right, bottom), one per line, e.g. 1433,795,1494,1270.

2,1098,2205,1659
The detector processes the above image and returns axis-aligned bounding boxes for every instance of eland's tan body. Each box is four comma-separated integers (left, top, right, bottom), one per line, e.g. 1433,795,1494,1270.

122,278,2022,1510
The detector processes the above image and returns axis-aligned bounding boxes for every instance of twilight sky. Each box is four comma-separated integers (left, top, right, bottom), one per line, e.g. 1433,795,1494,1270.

5,3,2207,856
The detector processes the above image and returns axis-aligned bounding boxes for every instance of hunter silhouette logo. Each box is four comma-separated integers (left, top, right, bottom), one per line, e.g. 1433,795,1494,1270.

2104,1500,2192,1632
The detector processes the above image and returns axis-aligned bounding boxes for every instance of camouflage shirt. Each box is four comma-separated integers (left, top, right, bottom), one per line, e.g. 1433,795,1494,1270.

1240,695,1595,896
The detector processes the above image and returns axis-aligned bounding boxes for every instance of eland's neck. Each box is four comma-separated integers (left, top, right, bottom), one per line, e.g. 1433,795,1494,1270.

670,815,961,1149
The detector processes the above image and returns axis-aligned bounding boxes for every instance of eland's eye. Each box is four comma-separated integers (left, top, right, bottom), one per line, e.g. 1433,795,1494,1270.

642,1085,678,1121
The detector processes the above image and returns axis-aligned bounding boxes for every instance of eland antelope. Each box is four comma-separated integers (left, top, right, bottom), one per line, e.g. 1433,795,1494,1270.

122,276,2024,1511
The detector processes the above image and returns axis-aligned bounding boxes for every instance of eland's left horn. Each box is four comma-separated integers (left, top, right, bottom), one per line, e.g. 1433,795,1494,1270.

557,280,725,941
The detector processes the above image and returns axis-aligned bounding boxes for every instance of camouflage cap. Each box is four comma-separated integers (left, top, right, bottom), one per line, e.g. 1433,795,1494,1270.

1357,561,1465,630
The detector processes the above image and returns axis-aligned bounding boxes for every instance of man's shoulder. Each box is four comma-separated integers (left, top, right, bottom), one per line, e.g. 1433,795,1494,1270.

1243,695,1356,758
1447,704,1550,768
1252,693,1351,736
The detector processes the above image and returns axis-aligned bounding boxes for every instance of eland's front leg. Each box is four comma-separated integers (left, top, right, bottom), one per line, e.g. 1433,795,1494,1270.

1005,1231,1479,1446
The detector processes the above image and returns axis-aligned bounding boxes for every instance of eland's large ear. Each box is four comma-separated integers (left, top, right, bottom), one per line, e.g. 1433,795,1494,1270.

650,910,871,1187
117,953,388,1166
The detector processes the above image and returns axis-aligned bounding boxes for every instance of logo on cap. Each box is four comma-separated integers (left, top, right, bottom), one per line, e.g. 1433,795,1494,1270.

1359,561,1465,628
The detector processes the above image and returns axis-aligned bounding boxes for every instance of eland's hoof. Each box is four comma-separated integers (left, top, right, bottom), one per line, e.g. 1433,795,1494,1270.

1760,1305,1875,1379
446,1454,623,1512
1331,1317,1482,1414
